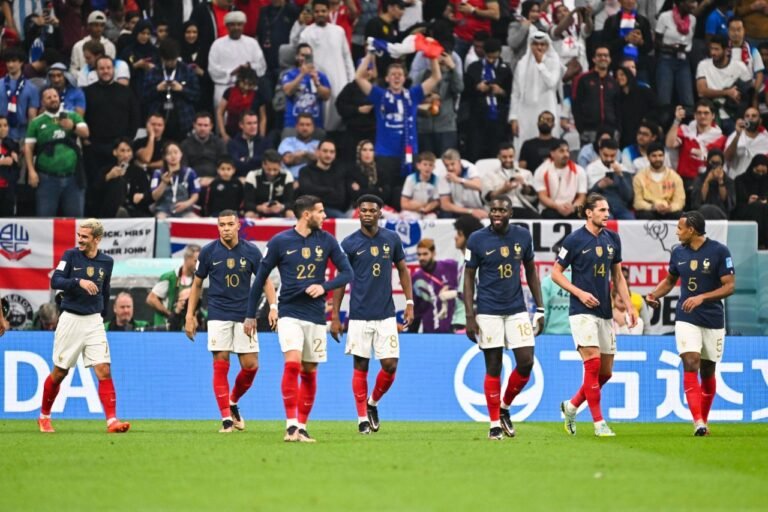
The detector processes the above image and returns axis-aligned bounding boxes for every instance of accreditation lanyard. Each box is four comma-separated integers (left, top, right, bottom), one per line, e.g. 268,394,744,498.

5,77,24,126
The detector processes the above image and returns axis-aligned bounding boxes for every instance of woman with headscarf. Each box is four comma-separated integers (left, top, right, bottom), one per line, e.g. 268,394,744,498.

509,31,562,154
346,140,393,207
119,19,159,99
180,21,205,79
690,149,736,219
616,65,657,147
733,154,768,249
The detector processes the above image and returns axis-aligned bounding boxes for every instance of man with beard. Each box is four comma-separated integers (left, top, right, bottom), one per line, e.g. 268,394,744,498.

410,238,459,333
518,111,558,174
632,142,686,220
25,87,89,217
724,106,768,178
47,62,85,117
483,141,539,219
532,139,587,219
297,139,349,218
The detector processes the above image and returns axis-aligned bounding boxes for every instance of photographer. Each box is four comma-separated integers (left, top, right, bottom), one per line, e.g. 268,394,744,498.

691,150,736,218
724,107,768,178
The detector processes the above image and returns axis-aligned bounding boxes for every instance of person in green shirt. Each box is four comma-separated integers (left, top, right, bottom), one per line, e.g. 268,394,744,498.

24,87,89,217
104,292,149,331
541,267,572,334
451,214,484,332
146,245,201,329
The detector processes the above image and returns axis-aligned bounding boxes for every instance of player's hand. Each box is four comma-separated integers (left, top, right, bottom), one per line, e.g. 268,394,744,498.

465,316,479,343
330,317,342,343
268,308,278,331
403,304,414,328
645,293,660,309
627,308,638,329
681,295,704,313
305,284,326,298
79,279,99,295
243,318,257,337
532,307,545,336
184,315,197,341
577,290,600,308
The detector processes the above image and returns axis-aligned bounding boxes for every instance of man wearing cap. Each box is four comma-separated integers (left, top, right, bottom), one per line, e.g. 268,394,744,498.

70,11,116,76
0,47,40,143
47,62,86,117
208,11,267,108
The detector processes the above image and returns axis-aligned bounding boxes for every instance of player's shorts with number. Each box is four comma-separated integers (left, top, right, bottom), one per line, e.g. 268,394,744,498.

53,311,111,369
277,316,328,363
569,314,616,354
207,320,258,353
345,318,399,359
675,321,725,363
476,312,535,350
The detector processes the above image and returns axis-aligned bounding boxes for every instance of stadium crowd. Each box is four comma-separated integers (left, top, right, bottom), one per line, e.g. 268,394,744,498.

0,0,767,248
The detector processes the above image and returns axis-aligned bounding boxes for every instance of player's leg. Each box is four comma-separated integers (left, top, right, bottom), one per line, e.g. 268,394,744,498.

277,317,304,441
569,326,615,409
476,314,505,440
352,356,372,434
500,313,536,437
92,363,130,433
208,320,236,432
367,318,400,432
39,366,68,433
676,321,707,435
699,327,724,428
231,323,260,431
295,321,327,442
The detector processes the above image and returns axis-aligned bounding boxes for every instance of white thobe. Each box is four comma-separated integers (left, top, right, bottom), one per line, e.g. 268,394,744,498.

207,35,267,107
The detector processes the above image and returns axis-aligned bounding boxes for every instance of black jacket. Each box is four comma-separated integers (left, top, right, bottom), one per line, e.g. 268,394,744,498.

602,12,654,71
243,168,295,215
84,82,140,143
464,58,513,124
297,162,348,212
572,70,620,134
336,81,375,132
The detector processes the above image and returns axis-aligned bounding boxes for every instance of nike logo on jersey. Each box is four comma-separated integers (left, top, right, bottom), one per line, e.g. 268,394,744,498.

678,261,686,265
582,249,592,254
212,261,223,266
286,249,298,255
73,267,82,270
485,249,496,255
356,249,366,255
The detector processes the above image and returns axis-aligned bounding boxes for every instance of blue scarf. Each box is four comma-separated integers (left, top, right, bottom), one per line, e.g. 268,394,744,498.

5,77,25,128
482,59,498,121
619,9,637,39
387,88,417,176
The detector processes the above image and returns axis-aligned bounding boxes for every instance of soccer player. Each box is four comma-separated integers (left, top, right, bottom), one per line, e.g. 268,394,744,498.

552,193,637,437
645,211,735,436
38,219,130,434
463,196,545,440
244,195,353,442
185,210,278,433
330,194,415,435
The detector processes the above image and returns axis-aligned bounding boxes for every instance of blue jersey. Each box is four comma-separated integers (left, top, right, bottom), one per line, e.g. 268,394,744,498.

556,226,622,319
668,239,734,329
247,228,353,324
196,239,263,322
368,84,424,158
51,248,113,317
341,228,406,321
465,225,534,316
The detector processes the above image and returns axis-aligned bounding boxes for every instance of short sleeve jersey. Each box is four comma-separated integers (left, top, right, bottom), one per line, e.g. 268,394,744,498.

465,225,534,316
25,111,86,176
556,226,623,319
281,67,331,128
668,238,734,329
52,248,113,317
368,84,425,158
195,239,263,322
341,227,405,321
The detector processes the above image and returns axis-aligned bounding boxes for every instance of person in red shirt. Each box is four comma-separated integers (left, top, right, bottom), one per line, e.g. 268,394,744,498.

453,0,500,59
328,0,358,47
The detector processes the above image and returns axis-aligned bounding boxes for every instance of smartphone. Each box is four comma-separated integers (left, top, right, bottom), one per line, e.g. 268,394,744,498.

59,111,67,121
604,172,615,181
120,161,130,171
304,53,313,65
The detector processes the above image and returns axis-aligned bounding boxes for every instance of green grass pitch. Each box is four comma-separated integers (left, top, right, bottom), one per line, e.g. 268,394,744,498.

1,420,766,512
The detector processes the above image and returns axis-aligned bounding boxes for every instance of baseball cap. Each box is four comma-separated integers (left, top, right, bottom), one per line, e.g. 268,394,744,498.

87,11,107,24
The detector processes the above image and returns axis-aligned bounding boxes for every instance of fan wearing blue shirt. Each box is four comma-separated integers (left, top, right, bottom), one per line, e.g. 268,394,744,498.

463,196,544,441
646,211,735,437
330,194,415,435
184,210,278,434
245,195,353,443
551,193,637,438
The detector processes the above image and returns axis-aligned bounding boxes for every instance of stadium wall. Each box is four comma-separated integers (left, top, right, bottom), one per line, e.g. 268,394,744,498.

2,333,767,423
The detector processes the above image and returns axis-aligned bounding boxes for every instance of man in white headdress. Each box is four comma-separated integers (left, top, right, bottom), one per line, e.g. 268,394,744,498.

208,11,267,107
509,31,562,154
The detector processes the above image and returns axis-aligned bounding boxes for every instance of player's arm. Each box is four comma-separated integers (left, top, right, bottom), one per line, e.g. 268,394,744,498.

463,266,478,343
263,277,278,330
330,286,346,342
146,290,171,318
245,244,279,334
681,273,735,313
396,259,415,327
612,262,637,327
524,259,545,334
322,243,354,293
101,266,112,318
184,275,205,341
551,261,599,308
646,272,678,308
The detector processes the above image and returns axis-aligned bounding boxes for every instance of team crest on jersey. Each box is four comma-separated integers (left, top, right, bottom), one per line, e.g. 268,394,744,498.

314,246,323,261
98,268,104,280
596,246,603,257
607,245,614,258
514,243,521,254
240,257,247,268
227,258,236,269
302,247,311,259
86,266,95,277
690,260,698,271
702,258,711,272
501,246,510,258
382,243,391,258
371,246,379,257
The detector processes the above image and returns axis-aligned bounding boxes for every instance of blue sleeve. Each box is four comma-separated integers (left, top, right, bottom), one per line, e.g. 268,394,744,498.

246,238,280,317
555,236,574,270
704,12,719,35
411,85,425,105
250,244,263,274
26,84,41,108
323,239,353,292
281,69,296,85
668,250,679,277
150,170,162,190
51,251,79,291
523,231,534,263
319,72,331,88
392,236,405,264
718,245,735,277
367,85,384,104
101,261,112,318
195,246,210,279
465,234,480,269
72,89,87,111
612,232,623,265
187,169,201,194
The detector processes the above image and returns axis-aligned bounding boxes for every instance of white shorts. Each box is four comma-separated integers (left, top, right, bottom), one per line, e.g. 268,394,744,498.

476,312,535,351
675,321,725,363
569,314,616,354
345,318,400,360
277,317,328,363
207,320,258,354
53,311,111,369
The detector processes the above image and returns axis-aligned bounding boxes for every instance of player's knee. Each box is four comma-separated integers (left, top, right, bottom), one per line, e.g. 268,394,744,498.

516,361,533,378
93,364,112,380
599,372,612,384
353,356,370,372
381,359,398,373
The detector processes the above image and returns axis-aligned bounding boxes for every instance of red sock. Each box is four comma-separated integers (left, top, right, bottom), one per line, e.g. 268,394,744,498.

484,374,501,422
701,375,716,424
570,373,612,408
282,362,301,421
371,369,396,402
297,370,317,424
502,369,530,406
582,358,603,422
352,369,368,418
41,375,61,416
230,367,258,404
98,378,117,421
684,371,704,423
213,360,231,419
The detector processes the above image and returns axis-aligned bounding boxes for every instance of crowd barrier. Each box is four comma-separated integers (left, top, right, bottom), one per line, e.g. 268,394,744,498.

2,332,767,423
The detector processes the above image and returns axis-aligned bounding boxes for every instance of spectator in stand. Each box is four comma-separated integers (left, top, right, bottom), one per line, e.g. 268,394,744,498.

437,149,487,219
572,44,619,145
632,142,686,220
724,106,768,178
103,0,126,44
119,19,158,100
98,137,137,218
518,111,558,173
577,127,619,169
510,31,562,153
616,66,657,148
705,0,733,40
150,141,201,218
451,214,484,332
23,10,63,65
734,0,768,47
31,302,59,331
690,149,736,218
463,38,511,161
603,0,653,82
464,30,489,72
23,48,61,80
665,101,725,201
143,38,200,143
622,120,664,174
117,11,141,55
70,11,116,76
352,0,380,60
655,0,697,109
733,153,768,249
77,39,130,87
482,141,539,219
612,286,644,335
696,34,752,134
47,62,85,117
181,112,229,188
180,20,207,93
336,55,376,161
728,17,764,102
105,292,149,332
328,0,357,47
146,244,201,330
134,114,166,171
0,115,19,217
507,2,546,69
540,243,572,335
452,0,500,60
585,138,635,219
116,137,154,218
228,110,269,177
243,149,295,218
280,43,331,136
56,0,88,59
364,0,406,79
297,139,349,217
400,151,441,218
216,66,267,142
0,48,39,144
533,139,587,219
549,4,591,90
257,0,299,77
205,158,244,216
416,44,463,158
345,140,393,208
410,238,459,333
207,11,267,107
278,112,319,178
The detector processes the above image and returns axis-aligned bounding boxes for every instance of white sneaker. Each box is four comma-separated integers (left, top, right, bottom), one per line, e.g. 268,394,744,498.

561,400,577,436
594,422,616,437
694,422,709,437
